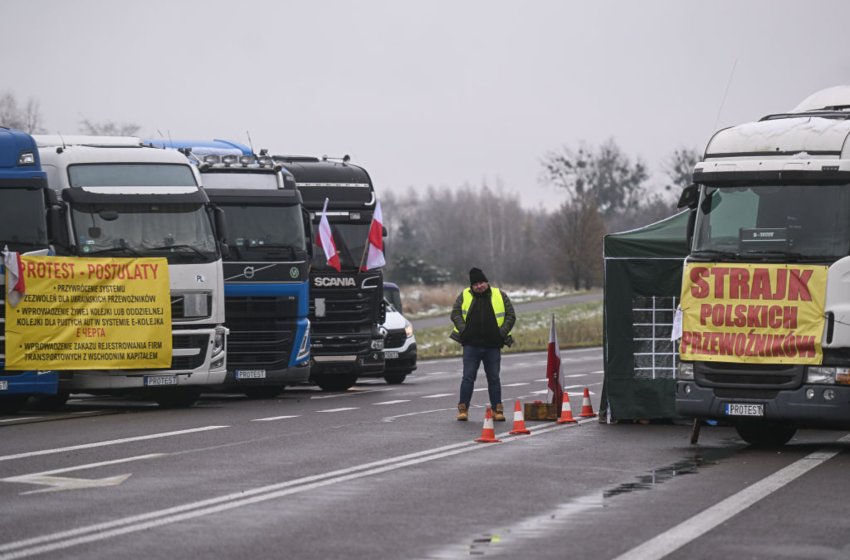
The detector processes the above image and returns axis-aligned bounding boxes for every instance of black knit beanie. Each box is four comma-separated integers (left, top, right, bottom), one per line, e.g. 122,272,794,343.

469,267,488,285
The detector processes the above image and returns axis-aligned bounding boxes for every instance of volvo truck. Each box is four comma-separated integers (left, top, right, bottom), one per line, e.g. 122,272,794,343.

676,86,850,446
273,155,385,391
146,139,311,398
0,127,59,413
35,135,228,408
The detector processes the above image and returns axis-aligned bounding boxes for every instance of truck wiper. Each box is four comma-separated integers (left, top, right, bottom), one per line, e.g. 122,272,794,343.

744,250,804,262
690,250,739,261
83,242,141,257
146,244,208,259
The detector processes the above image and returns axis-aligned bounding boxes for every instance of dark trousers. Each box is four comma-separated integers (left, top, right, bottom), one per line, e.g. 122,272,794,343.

459,345,502,408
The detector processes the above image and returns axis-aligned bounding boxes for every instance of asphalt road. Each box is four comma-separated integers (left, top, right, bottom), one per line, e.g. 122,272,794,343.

3,347,850,560
410,290,603,332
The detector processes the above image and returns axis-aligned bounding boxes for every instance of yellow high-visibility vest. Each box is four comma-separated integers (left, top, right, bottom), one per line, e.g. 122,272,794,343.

453,288,511,335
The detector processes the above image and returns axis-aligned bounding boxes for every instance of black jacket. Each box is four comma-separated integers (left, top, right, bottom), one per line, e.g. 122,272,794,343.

449,287,515,348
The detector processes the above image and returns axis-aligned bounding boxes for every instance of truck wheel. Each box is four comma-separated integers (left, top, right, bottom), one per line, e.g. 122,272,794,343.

28,391,71,411
0,395,30,415
383,373,408,385
154,387,202,409
243,386,284,399
315,375,357,392
735,421,797,447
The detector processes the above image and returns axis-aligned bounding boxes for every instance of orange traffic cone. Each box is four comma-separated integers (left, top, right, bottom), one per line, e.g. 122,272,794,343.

577,387,597,418
476,406,502,443
508,400,531,435
556,393,578,424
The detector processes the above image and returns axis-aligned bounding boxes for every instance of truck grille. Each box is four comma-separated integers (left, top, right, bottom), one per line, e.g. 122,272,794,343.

695,361,803,390
309,290,376,326
384,330,407,349
171,294,213,320
225,322,294,369
225,296,299,320
171,333,209,371
311,333,372,354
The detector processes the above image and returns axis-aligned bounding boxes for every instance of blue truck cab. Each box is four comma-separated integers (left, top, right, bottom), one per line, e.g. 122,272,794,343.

145,139,311,398
0,127,59,414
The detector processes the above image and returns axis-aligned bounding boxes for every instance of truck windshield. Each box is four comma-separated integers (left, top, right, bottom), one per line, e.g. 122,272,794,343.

0,188,48,249
311,221,370,271
692,184,850,261
68,164,197,187
70,202,218,262
219,203,306,260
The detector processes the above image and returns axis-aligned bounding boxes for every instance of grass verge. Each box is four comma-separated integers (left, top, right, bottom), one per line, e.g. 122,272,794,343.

416,299,603,360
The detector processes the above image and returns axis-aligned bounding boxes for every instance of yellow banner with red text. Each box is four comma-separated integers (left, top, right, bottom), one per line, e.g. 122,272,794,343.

680,263,827,364
5,256,172,370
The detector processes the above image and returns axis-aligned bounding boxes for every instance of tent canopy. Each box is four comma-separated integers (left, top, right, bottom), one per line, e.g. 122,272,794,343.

602,211,690,421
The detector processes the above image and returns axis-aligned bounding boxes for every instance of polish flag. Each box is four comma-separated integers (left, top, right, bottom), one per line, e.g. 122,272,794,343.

546,314,565,412
317,198,341,272
2,245,26,307
362,199,386,271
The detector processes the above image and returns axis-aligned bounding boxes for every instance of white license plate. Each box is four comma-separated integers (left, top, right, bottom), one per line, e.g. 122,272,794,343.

236,370,266,379
384,351,399,359
725,403,764,416
145,376,178,387
0,380,7,391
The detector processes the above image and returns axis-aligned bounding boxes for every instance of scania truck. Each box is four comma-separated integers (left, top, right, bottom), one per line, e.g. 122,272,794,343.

0,127,59,414
35,135,228,408
273,155,385,391
146,139,311,398
676,86,850,446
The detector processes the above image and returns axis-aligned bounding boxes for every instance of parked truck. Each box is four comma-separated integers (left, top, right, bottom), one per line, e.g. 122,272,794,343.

273,155,385,391
676,85,850,446
0,127,59,414
35,135,228,408
146,139,312,398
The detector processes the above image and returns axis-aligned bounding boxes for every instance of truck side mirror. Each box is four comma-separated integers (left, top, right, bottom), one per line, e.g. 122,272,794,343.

48,205,70,251
213,206,227,243
677,184,699,209
382,225,388,237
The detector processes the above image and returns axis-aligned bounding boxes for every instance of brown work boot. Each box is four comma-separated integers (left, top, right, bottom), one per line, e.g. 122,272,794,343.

457,404,469,421
493,404,506,422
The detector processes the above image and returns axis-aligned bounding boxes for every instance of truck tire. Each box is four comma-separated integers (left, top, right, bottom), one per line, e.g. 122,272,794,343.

315,375,357,392
154,387,202,409
28,391,70,411
383,373,408,385
735,421,797,447
0,395,30,415
243,386,284,399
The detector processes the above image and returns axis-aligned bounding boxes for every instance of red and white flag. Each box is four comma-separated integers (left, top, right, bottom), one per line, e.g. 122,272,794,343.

362,199,386,271
316,198,341,272
2,245,26,307
546,314,565,412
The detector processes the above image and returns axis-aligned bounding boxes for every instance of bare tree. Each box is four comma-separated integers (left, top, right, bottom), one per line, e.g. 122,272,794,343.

0,91,45,133
79,118,141,136
662,146,702,192
548,197,606,290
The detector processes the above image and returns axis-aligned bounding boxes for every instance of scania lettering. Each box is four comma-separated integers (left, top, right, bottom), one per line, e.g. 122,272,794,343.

273,155,385,392
36,136,228,408
0,127,59,414
145,139,311,399
676,86,850,446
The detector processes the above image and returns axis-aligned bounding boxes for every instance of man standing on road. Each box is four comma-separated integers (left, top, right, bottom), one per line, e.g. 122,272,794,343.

450,267,516,422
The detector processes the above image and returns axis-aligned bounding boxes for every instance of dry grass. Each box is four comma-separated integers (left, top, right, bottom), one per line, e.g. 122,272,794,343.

399,284,574,317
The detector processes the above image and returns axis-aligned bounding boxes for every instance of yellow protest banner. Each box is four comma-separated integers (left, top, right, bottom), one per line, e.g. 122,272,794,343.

680,263,827,365
5,256,171,370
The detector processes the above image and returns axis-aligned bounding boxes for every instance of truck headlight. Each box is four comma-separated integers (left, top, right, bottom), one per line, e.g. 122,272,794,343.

806,366,850,385
678,362,694,380
18,151,35,165
212,327,227,358
296,322,311,362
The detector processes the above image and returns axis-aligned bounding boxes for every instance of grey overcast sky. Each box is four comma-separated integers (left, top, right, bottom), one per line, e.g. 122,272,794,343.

4,1,850,210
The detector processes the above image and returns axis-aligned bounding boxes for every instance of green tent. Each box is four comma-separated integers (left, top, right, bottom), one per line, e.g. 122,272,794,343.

600,211,690,421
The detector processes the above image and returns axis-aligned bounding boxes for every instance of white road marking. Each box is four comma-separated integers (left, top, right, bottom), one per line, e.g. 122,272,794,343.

0,419,594,559
473,388,488,392
310,388,388,399
316,407,359,413
535,378,549,383
611,435,850,560
590,370,604,374
0,417,40,423
565,374,587,378
427,371,451,376
3,454,165,495
373,400,410,406
421,393,453,399
0,426,229,463
530,390,548,395
503,382,530,387
251,416,300,422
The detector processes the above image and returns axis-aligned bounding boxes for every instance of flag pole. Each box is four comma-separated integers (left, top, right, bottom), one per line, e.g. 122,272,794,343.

358,238,369,272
